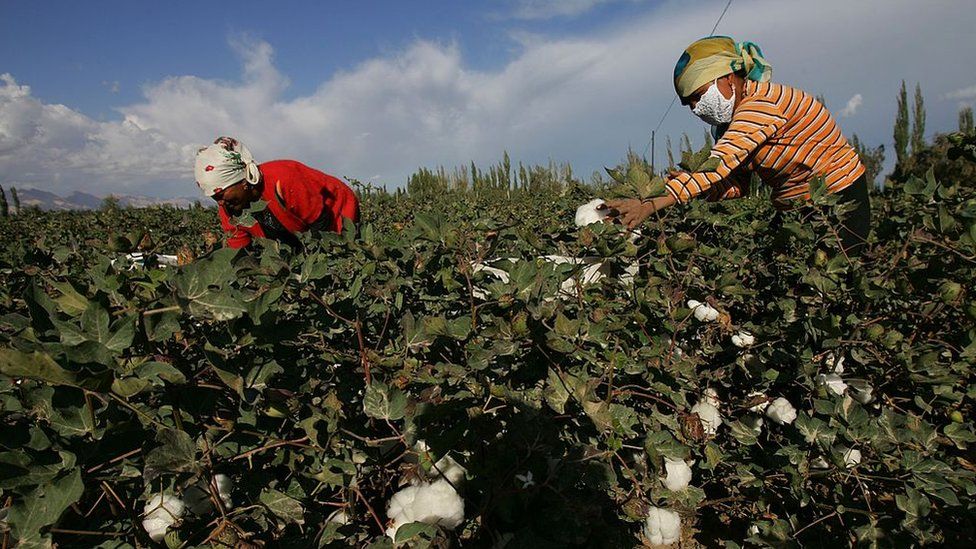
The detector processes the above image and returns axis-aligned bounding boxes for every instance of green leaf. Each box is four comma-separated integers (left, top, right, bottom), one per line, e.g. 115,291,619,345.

363,381,408,421
144,428,197,480
8,468,84,548
0,349,113,391
260,489,305,526
395,522,438,544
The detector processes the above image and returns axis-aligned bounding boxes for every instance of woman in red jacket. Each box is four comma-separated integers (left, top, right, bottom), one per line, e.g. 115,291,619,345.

194,136,359,249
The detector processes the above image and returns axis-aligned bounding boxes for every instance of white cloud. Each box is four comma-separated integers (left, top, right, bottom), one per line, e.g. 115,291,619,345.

509,0,640,20
944,84,976,101
839,93,863,117
1,0,974,197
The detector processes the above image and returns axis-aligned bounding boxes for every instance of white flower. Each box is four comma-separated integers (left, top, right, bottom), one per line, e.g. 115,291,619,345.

765,397,797,425
183,474,233,515
731,331,755,347
643,506,681,546
662,458,693,491
515,471,535,488
142,494,184,542
687,300,720,322
385,479,465,541
816,373,848,396
690,401,723,435
575,199,610,227
838,447,862,468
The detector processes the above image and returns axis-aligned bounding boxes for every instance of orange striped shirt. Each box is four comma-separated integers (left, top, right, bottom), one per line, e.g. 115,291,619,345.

666,80,865,208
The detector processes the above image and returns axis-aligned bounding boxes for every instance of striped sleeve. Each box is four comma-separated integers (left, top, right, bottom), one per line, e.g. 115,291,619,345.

704,169,750,202
666,98,787,202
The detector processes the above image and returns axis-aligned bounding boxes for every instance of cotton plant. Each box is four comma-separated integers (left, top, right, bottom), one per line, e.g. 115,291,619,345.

765,397,797,425
643,506,682,546
142,494,185,543
385,479,465,541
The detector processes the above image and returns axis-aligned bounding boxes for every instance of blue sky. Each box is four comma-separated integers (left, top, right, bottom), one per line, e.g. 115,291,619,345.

1,0,974,198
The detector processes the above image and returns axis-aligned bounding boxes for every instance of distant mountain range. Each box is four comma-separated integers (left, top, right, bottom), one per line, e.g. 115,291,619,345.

8,188,204,211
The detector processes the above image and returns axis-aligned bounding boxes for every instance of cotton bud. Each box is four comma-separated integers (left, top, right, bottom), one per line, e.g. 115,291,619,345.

662,458,693,491
816,373,848,396
838,447,862,468
690,401,723,435
687,300,719,322
575,199,610,227
643,506,681,546
385,479,465,540
731,331,755,347
765,397,797,425
142,494,184,542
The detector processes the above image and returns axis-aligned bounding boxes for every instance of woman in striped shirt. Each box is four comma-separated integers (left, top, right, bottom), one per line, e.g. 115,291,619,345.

608,36,871,254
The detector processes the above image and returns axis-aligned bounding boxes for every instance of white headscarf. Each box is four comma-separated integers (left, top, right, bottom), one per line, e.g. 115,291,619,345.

194,137,261,196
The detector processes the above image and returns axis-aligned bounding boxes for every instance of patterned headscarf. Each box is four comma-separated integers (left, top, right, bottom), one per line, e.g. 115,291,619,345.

673,36,772,99
194,137,262,196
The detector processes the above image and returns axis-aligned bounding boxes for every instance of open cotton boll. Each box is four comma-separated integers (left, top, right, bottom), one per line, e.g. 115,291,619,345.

385,479,465,541
143,494,184,542
765,397,797,425
575,199,610,227
326,509,350,525
687,300,719,322
690,401,723,435
816,373,848,396
731,331,755,348
748,391,770,413
643,506,681,546
702,388,721,407
662,458,693,491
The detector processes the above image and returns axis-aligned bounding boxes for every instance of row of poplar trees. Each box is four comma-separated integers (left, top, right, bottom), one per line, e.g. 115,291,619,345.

0,185,21,217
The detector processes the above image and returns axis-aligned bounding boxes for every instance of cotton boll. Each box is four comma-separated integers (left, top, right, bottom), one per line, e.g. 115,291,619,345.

816,373,848,396
688,300,719,322
662,458,693,491
731,331,755,348
183,474,233,515
643,506,681,546
765,398,797,425
143,494,184,542
575,199,609,227
385,479,465,540
690,402,723,435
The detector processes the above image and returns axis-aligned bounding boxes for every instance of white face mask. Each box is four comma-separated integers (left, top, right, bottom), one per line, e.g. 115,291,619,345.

692,80,735,126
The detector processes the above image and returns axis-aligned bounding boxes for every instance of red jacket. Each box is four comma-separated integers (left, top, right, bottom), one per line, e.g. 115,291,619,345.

218,160,359,249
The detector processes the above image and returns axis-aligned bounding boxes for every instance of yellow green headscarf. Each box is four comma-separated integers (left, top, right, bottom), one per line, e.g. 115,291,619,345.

673,36,772,99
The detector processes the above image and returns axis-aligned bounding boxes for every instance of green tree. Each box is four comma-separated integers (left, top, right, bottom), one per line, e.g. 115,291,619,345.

893,81,910,167
959,105,974,133
911,83,926,156
850,134,886,190
0,185,8,217
10,187,20,214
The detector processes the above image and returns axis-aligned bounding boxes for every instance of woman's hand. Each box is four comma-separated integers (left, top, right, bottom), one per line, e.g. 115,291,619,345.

605,196,676,229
